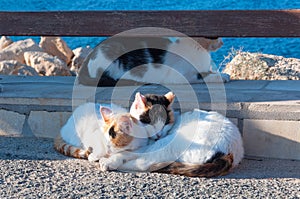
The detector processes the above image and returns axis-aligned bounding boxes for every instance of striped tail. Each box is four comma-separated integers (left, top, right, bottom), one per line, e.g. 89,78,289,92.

54,135,92,159
151,153,234,178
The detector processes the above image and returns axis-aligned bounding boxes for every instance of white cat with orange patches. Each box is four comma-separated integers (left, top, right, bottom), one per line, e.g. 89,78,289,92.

54,92,175,161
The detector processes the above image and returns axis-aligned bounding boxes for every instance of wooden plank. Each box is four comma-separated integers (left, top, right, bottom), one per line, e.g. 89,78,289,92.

0,10,299,37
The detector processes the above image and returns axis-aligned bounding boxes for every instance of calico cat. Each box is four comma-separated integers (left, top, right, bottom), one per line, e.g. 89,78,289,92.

98,106,244,178
54,92,175,161
77,37,228,87
54,103,161,161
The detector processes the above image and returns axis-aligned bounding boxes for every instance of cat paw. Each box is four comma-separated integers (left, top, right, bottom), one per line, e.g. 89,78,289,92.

150,134,161,140
154,118,165,131
99,157,120,171
88,153,99,162
98,158,111,171
150,120,170,140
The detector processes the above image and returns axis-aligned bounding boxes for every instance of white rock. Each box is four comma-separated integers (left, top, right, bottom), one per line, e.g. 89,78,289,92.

0,60,39,76
39,37,74,65
70,46,92,74
0,36,13,50
28,111,71,138
24,51,71,76
223,52,300,80
0,39,43,63
0,109,25,136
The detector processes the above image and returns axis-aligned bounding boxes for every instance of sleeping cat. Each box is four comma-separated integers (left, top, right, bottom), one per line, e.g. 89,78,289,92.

130,91,175,140
77,37,228,87
98,104,244,178
54,92,175,161
54,103,155,161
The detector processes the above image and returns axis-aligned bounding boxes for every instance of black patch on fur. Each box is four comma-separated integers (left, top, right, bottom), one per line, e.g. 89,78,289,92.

147,48,167,67
105,47,168,80
206,152,225,163
95,37,171,86
98,72,118,86
197,73,203,80
139,109,151,124
139,94,171,125
197,72,210,80
108,127,117,139
98,72,144,87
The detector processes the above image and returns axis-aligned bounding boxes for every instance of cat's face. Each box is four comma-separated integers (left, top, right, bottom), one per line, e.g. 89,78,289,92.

100,106,137,154
130,91,175,126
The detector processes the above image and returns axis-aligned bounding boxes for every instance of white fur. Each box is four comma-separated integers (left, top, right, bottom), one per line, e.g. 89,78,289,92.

99,109,244,171
60,103,110,161
60,102,164,162
87,48,118,78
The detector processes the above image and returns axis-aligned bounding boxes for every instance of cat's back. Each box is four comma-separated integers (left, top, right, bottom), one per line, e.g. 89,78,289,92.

60,103,99,146
192,109,244,165
171,109,243,165
185,109,241,139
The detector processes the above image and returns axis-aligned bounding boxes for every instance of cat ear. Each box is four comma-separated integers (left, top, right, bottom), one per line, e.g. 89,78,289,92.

134,92,147,109
164,91,175,104
100,106,113,123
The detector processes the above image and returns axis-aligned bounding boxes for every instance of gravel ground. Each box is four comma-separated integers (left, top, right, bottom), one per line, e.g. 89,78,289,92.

0,136,299,198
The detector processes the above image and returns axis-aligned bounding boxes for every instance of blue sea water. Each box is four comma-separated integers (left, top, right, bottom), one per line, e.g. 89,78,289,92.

1,0,299,68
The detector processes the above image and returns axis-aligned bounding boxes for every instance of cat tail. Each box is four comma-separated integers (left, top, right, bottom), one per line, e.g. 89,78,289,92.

54,135,92,159
150,153,234,178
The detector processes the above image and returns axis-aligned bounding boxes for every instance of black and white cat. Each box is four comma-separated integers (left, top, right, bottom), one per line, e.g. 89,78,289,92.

77,37,228,86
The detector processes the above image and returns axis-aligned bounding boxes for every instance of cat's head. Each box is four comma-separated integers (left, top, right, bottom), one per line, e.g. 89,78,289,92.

195,37,223,52
100,106,147,154
130,91,175,126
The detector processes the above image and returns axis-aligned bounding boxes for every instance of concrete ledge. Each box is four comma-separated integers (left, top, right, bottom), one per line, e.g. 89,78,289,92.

0,75,299,160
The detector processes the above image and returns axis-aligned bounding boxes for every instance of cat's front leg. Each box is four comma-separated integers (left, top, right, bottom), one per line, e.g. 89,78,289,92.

119,158,153,172
98,152,136,171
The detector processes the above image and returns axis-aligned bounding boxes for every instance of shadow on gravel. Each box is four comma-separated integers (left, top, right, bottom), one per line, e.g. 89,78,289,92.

0,136,67,161
211,157,300,179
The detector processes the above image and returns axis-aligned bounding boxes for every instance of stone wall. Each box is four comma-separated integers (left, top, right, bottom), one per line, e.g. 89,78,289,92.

0,76,299,160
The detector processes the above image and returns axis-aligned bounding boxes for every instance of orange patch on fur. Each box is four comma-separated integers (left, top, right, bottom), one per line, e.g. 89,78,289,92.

111,132,134,148
102,114,134,148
